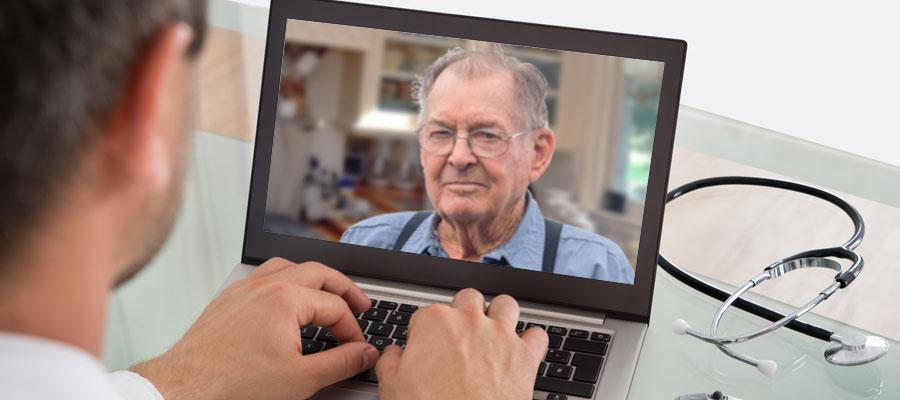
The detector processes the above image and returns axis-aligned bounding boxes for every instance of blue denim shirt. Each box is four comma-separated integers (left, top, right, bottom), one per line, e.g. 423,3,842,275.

340,194,635,284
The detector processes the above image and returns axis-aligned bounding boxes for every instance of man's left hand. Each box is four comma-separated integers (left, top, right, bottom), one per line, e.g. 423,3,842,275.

131,258,379,400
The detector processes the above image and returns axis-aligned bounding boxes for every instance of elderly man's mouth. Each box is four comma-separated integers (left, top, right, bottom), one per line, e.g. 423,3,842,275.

443,182,487,190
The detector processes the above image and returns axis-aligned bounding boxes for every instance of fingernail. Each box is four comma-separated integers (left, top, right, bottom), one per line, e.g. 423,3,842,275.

362,344,379,370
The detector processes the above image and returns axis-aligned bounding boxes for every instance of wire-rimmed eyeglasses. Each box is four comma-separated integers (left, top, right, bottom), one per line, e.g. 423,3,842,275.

416,123,536,158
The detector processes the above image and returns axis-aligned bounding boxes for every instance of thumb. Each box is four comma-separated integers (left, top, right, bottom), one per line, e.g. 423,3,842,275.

300,342,380,387
374,344,402,383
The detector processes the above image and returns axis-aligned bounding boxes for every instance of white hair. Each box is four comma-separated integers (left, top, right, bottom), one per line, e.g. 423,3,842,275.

412,46,550,130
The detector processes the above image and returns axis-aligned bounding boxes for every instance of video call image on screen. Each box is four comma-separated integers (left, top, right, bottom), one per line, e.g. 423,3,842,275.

264,19,666,285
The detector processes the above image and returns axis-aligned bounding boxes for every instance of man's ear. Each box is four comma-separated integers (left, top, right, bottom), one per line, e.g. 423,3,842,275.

102,23,195,193
528,128,555,182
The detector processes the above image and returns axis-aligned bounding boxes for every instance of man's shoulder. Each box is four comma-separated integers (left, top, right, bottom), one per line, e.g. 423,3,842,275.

340,211,428,248
558,223,620,251
345,211,424,231
554,223,635,284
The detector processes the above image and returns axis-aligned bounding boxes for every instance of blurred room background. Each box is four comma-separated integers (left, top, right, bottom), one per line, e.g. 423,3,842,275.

263,20,665,266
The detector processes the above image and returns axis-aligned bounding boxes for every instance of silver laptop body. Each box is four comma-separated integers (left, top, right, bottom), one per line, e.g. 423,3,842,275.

232,1,686,398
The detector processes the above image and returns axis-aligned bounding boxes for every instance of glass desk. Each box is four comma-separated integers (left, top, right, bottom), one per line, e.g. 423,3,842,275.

103,1,900,398
635,272,896,399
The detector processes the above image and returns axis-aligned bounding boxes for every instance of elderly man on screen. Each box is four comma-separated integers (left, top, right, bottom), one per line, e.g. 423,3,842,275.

341,47,634,284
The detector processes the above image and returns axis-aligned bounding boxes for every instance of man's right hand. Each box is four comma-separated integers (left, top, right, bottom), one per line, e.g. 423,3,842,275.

132,258,379,400
375,288,548,400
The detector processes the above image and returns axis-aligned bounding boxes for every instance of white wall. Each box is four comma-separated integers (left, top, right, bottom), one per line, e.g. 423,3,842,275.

349,0,900,167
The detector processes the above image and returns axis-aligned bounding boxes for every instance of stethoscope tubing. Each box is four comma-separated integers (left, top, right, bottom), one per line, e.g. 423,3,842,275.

658,176,866,344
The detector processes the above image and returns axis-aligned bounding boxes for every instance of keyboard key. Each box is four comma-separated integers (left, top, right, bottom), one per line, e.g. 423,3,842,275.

316,328,336,343
547,326,568,336
537,362,547,376
323,342,338,351
387,311,412,326
357,319,369,332
367,322,394,337
516,321,525,332
569,329,589,339
590,332,611,342
526,322,547,330
368,336,394,350
571,353,604,383
300,325,318,339
547,394,567,400
546,364,573,380
301,340,324,354
377,301,398,310
548,334,563,349
535,377,594,398
563,338,608,355
392,326,408,340
545,349,571,364
396,339,407,348
398,303,419,313
361,308,389,322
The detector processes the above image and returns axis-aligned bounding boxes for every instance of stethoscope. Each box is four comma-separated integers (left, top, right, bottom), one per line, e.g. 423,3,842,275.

659,176,889,377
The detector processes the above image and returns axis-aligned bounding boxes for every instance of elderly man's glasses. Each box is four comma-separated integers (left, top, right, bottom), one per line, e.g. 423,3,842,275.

417,123,535,158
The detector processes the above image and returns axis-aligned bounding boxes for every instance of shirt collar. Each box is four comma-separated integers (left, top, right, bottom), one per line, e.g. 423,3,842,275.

406,192,545,271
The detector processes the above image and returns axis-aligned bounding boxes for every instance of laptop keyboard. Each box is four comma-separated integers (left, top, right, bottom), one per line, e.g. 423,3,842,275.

300,296,612,400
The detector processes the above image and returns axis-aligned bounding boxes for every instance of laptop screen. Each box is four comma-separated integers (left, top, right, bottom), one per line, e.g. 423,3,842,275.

262,19,666,287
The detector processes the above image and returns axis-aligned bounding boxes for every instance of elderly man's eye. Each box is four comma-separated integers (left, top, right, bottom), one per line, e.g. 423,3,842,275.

427,129,454,140
472,130,503,143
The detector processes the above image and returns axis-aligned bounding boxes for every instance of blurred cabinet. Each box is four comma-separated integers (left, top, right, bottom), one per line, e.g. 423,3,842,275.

378,33,463,113
357,31,565,138
285,21,570,140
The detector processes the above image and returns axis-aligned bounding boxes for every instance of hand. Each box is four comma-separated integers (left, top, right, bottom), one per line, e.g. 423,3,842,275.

131,258,380,400
375,288,548,400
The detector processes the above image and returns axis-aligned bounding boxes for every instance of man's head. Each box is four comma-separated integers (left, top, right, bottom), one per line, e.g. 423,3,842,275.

413,47,555,225
0,1,206,286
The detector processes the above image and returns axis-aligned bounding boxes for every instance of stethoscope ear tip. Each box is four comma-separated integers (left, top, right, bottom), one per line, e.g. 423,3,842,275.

672,319,691,335
757,360,778,378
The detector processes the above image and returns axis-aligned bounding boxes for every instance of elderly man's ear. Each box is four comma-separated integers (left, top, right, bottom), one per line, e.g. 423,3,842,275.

528,128,555,182
101,23,195,194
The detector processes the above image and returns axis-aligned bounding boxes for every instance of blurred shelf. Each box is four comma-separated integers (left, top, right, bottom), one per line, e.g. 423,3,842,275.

352,110,418,138
381,69,419,81
386,32,463,49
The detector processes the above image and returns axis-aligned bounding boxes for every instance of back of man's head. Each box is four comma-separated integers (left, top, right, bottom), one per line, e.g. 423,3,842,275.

0,1,206,263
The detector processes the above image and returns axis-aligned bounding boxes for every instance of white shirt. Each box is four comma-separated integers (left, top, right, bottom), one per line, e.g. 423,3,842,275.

0,332,163,400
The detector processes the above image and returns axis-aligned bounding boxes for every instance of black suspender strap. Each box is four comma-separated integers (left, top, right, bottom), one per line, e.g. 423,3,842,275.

392,211,432,251
542,218,563,273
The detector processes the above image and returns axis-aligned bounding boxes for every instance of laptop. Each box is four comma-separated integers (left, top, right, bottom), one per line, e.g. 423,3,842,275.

223,1,686,398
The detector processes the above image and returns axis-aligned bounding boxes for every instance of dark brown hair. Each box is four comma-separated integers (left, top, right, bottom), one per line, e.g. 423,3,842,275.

0,1,206,257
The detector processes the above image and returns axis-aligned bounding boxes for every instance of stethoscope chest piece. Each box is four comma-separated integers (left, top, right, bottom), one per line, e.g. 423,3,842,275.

825,333,890,366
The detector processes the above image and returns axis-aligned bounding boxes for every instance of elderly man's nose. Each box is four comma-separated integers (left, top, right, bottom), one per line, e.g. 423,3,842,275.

447,136,478,167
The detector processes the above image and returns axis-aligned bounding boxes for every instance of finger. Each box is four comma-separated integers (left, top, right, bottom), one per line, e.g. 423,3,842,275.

274,262,370,314
247,257,295,279
295,288,365,343
485,294,519,329
520,327,550,363
450,288,486,313
374,345,403,383
299,342,379,388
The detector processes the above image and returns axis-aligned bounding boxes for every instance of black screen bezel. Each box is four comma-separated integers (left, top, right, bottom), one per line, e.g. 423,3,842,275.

242,0,687,323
